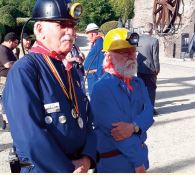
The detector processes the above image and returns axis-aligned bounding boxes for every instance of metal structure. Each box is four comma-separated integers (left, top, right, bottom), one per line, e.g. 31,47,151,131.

153,0,183,35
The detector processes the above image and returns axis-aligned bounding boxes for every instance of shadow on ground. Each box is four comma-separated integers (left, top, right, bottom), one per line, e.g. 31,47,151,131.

155,76,195,115
153,115,194,126
148,156,195,173
0,143,12,152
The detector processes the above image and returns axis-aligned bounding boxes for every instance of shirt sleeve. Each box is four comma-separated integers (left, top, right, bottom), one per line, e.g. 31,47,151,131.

133,79,154,132
0,47,16,65
153,39,160,73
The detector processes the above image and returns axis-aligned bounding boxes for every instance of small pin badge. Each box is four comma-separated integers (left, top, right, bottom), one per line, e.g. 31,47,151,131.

77,117,84,128
45,116,53,124
71,108,78,119
76,81,80,87
86,101,89,112
58,115,67,124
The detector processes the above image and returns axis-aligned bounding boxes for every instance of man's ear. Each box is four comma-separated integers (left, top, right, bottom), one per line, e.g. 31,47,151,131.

104,52,112,62
34,22,45,39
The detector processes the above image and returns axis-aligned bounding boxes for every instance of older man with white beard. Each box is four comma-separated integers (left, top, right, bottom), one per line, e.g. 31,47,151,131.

90,28,154,173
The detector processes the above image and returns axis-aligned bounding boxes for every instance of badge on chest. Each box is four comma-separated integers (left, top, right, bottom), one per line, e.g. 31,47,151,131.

44,102,60,114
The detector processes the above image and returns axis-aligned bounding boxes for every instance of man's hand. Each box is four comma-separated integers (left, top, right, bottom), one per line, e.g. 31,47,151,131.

72,156,91,173
111,122,134,141
135,164,145,173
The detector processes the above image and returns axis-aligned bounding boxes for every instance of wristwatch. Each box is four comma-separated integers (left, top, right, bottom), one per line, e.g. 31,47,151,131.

133,122,140,133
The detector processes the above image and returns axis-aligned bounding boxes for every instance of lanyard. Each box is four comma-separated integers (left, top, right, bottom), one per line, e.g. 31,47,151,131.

43,55,80,116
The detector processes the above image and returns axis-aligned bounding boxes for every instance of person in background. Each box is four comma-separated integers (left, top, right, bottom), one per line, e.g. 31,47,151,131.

83,23,104,97
66,35,85,92
0,32,18,77
14,33,32,59
0,32,18,130
137,22,160,116
3,0,96,173
117,18,123,28
91,28,154,173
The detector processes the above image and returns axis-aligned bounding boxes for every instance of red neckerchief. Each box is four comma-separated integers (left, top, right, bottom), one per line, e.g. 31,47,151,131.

104,61,133,91
30,41,72,71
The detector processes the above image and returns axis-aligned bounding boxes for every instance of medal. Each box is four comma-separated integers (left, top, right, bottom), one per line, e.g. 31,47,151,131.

86,100,89,112
71,108,78,118
45,116,53,124
77,117,84,128
58,115,67,124
76,81,80,87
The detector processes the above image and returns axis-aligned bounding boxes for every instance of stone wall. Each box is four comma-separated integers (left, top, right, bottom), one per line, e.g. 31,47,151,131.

131,0,195,58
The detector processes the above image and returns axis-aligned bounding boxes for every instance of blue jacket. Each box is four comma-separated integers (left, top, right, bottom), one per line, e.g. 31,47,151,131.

84,37,104,96
3,53,96,172
90,73,154,172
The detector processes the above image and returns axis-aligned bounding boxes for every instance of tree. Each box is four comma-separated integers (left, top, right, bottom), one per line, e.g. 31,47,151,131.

77,0,117,31
109,0,135,25
0,0,35,36
0,5,18,28
0,14,16,27
0,22,6,42
19,0,35,17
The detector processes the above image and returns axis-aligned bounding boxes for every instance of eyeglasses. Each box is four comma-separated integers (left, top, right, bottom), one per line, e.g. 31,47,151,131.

113,47,136,55
13,41,19,45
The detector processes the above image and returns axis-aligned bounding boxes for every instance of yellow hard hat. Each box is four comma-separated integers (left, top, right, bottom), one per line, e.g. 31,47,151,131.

103,28,139,52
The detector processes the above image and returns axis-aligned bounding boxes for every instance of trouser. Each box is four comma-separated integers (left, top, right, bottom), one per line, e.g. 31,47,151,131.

137,72,157,107
0,77,7,129
87,73,98,97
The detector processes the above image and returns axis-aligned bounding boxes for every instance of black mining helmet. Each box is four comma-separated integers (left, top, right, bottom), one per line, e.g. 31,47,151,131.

32,0,83,21
21,0,83,54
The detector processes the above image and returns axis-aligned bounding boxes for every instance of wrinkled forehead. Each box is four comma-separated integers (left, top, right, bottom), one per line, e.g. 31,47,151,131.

42,19,76,28
111,47,136,54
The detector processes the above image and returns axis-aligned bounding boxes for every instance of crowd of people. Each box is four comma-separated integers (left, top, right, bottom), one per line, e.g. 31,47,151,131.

0,0,161,173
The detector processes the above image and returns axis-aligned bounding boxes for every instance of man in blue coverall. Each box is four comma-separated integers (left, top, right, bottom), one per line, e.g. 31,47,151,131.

3,0,96,173
91,28,154,172
84,23,104,97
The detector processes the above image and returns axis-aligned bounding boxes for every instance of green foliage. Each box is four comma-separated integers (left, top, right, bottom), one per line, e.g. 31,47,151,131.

100,21,118,35
77,0,117,32
0,0,135,36
19,0,35,16
16,18,35,34
109,0,135,24
0,14,16,28
0,4,24,18
0,0,35,16
16,18,31,26
0,22,6,42
0,0,35,38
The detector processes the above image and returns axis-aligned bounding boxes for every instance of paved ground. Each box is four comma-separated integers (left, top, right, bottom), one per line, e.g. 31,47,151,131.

147,57,195,173
0,34,195,173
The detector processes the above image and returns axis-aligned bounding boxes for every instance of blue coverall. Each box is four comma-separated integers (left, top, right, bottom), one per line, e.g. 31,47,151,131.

90,73,154,173
84,37,104,97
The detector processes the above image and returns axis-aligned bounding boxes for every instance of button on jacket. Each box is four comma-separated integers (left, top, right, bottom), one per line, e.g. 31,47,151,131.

91,73,154,172
3,53,96,172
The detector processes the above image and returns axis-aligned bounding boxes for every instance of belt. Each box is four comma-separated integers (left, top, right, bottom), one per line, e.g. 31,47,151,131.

85,69,97,74
99,150,121,159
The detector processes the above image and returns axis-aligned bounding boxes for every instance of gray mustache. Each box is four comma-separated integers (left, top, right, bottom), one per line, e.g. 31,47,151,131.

61,35,75,42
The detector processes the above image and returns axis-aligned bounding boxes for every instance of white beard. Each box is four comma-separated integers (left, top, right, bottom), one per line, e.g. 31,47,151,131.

114,59,137,78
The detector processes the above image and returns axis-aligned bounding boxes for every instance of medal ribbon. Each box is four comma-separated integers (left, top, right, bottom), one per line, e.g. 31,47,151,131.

67,71,79,115
43,55,80,116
